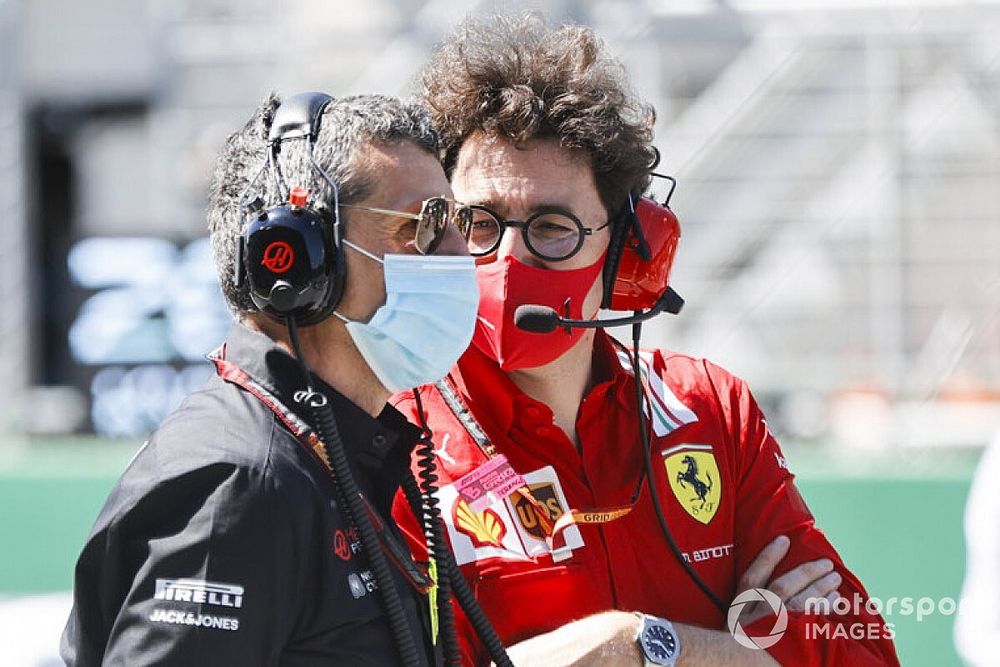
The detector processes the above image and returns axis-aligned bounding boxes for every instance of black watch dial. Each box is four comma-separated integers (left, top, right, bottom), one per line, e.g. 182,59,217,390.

642,623,678,661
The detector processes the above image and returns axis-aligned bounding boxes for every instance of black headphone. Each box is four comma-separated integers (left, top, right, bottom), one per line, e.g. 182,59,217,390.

235,92,346,326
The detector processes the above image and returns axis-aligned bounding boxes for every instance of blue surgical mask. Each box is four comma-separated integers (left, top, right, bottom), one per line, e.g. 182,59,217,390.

335,240,479,392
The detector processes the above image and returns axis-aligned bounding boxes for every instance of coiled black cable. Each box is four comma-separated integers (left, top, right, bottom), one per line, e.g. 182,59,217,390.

407,390,459,665
404,390,514,667
287,318,424,667
442,548,514,667
400,472,458,665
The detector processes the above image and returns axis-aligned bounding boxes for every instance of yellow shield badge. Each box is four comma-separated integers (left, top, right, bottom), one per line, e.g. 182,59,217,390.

663,444,721,524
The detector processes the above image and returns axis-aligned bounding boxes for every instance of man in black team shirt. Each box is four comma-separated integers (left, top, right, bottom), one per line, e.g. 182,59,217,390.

60,92,481,666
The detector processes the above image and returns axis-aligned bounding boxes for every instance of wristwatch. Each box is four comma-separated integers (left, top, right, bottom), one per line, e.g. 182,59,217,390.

633,612,681,667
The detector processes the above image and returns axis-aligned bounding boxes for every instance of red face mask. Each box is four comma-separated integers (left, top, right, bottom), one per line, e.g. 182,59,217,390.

472,253,606,371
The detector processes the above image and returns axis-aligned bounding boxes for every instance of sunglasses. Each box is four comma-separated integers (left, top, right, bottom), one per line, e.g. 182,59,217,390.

340,197,473,255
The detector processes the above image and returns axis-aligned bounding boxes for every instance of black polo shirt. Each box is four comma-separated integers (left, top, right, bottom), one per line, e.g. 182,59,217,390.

61,324,437,666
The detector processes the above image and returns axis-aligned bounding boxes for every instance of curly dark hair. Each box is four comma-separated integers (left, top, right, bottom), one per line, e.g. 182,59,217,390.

420,13,657,215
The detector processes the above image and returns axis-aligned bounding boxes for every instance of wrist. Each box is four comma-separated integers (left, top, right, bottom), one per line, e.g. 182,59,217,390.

633,612,681,667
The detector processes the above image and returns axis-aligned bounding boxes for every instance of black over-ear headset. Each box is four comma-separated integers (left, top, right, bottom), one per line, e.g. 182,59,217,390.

235,92,346,325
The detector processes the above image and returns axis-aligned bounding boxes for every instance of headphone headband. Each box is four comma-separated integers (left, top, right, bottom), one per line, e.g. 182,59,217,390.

268,92,334,144
238,92,346,325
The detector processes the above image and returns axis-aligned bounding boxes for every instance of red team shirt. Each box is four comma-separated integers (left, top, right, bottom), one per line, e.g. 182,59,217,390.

391,332,899,665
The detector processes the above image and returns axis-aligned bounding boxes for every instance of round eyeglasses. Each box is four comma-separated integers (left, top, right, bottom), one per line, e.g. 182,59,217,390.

467,205,610,261
340,197,473,255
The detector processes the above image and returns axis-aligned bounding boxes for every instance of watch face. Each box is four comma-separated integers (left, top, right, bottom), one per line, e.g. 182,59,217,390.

642,623,678,662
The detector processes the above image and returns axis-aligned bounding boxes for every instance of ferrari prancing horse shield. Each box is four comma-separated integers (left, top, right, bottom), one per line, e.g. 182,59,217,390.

663,444,721,524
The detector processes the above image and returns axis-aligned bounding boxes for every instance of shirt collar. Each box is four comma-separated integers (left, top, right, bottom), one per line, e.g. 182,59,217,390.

454,330,633,435
214,323,420,478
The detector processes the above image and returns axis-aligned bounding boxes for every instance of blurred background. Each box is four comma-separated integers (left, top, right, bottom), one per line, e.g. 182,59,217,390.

1,0,998,664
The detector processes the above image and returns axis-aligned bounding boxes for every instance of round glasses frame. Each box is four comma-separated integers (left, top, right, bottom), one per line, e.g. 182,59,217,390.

467,205,610,261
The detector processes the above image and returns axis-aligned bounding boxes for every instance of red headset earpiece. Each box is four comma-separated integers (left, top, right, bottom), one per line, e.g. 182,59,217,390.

605,188,681,311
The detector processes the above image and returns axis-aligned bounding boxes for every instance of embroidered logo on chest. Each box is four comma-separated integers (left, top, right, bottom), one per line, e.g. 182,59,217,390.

662,443,721,525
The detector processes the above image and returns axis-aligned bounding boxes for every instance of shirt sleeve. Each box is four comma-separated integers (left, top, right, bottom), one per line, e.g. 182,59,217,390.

61,440,302,666
720,368,900,666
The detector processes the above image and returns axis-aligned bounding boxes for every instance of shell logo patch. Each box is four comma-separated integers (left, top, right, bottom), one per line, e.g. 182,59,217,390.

453,499,507,548
437,479,528,566
663,444,721,525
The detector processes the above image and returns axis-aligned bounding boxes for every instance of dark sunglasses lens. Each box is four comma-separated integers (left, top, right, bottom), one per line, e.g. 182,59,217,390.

415,198,448,254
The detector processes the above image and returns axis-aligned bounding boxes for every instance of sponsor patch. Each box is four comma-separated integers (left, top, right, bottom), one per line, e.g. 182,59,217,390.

347,570,379,599
333,527,361,561
149,607,240,631
506,467,584,559
453,500,508,548
440,466,585,565
154,578,244,608
662,444,721,525
510,482,561,540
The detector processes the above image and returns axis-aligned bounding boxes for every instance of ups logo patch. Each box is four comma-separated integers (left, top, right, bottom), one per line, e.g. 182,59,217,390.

510,483,563,539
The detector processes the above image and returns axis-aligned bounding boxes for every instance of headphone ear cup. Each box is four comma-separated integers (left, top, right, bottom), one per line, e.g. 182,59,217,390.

243,203,343,324
606,196,681,311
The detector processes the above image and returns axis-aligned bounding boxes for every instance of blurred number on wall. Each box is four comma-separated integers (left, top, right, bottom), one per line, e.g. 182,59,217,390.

67,236,231,436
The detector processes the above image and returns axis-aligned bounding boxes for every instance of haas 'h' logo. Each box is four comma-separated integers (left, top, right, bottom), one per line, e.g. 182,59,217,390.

262,241,295,273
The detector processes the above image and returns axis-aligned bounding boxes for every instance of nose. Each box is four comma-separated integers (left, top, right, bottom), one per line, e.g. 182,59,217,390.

495,225,538,265
433,220,471,257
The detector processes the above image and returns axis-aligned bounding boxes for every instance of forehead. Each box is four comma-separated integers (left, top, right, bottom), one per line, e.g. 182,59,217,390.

354,140,451,209
451,135,603,217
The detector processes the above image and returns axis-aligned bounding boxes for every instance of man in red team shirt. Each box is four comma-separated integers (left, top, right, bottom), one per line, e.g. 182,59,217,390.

392,14,899,666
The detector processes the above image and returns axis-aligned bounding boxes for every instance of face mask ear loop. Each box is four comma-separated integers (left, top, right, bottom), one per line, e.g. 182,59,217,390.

342,239,385,264
333,241,387,324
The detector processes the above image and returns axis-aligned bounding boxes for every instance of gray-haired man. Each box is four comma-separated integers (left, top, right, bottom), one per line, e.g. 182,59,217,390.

61,92,479,666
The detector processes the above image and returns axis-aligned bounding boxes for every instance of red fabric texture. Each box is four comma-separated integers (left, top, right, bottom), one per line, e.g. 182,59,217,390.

471,252,604,371
391,332,899,666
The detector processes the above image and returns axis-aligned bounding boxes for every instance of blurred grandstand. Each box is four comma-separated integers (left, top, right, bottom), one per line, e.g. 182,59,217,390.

2,0,999,446
0,1,997,665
